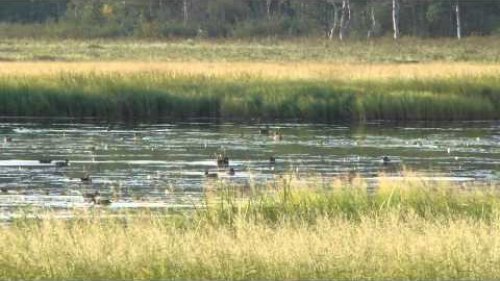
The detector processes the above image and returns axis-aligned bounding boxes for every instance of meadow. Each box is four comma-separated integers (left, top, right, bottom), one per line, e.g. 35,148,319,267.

0,38,499,122
1,176,500,280
1,37,500,62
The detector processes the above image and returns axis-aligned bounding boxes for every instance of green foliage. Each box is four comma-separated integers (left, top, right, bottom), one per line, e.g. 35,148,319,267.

1,0,500,39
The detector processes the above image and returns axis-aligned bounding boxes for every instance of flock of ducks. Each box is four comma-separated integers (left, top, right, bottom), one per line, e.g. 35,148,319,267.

260,126,283,141
1,126,395,206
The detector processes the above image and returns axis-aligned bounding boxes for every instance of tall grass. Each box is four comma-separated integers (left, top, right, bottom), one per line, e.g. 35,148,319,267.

0,70,498,121
202,176,500,224
1,177,500,280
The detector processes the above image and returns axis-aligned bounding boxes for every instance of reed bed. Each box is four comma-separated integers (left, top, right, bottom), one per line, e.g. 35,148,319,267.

1,177,500,280
0,69,498,121
2,37,500,122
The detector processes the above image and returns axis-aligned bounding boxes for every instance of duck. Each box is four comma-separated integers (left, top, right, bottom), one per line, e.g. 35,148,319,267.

273,129,282,141
216,154,230,168
83,190,99,201
227,168,235,176
347,170,357,183
216,154,224,168
269,156,276,165
204,169,218,178
96,198,112,206
39,159,52,164
260,125,270,135
84,191,112,205
54,159,70,167
3,136,12,143
382,156,391,165
80,174,92,183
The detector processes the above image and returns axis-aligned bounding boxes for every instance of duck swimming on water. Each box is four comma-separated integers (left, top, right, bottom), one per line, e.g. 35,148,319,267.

205,169,218,178
269,156,276,165
216,154,229,168
382,156,391,165
80,174,92,183
259,125,270,135
54,159,70,167
84,191,112,205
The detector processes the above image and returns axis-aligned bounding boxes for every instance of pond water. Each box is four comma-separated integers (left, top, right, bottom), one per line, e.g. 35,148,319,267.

0,120,499,214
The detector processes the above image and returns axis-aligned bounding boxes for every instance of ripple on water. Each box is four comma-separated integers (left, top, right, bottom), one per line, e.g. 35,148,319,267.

0,121,498,212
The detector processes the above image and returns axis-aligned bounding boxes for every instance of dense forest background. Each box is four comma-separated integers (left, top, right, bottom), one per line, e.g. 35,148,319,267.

0,0,498,39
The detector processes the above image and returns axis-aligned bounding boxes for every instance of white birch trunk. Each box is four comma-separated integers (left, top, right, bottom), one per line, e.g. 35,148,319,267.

329,3,339,40
456,0,462,39
183,0,189,25
339,0,351,41
392,0,400,40
266,0,272,19
367,4,376,38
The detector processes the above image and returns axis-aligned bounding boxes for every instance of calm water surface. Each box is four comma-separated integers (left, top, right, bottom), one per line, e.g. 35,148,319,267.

0,120,499,214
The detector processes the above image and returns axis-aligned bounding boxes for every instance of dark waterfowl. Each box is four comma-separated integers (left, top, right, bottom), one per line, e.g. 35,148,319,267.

54,159,69,167
347,170,357,183
205,169,218,178
80,174,92,183
227,168,235,176
382,156,391,165
83,191,99,201
260,126,270,135
84,191,112,205
216,154,229,168
217,154,224,168
39,159,52,164
269,156,276,165
273,130,283,141
97,198,112,206
3,136,12,143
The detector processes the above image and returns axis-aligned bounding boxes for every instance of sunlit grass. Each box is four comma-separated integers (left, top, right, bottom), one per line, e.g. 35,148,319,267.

1,61,500,81
1,177,500,280
1,37,499,122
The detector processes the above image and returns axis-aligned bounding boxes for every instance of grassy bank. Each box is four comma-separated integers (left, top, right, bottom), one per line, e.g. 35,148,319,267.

1,37,500,62
0,65,499,121
1,177,500,280
2,38,500,122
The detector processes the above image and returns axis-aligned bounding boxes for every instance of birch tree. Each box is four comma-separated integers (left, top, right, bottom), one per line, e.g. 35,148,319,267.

455,0,462,39
183,0,189,25
266,0,272,19
339,0,351,41
325,0,340,40
392,0,400,39
367,0,376,39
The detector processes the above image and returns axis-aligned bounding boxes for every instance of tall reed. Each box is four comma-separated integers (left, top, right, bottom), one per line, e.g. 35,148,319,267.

0,72,498,121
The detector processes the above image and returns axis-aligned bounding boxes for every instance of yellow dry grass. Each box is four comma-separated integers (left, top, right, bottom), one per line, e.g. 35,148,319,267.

1,61,500,81
1,212,500,280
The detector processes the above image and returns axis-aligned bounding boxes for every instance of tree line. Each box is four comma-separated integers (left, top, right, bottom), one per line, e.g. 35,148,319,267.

0,0,499,39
